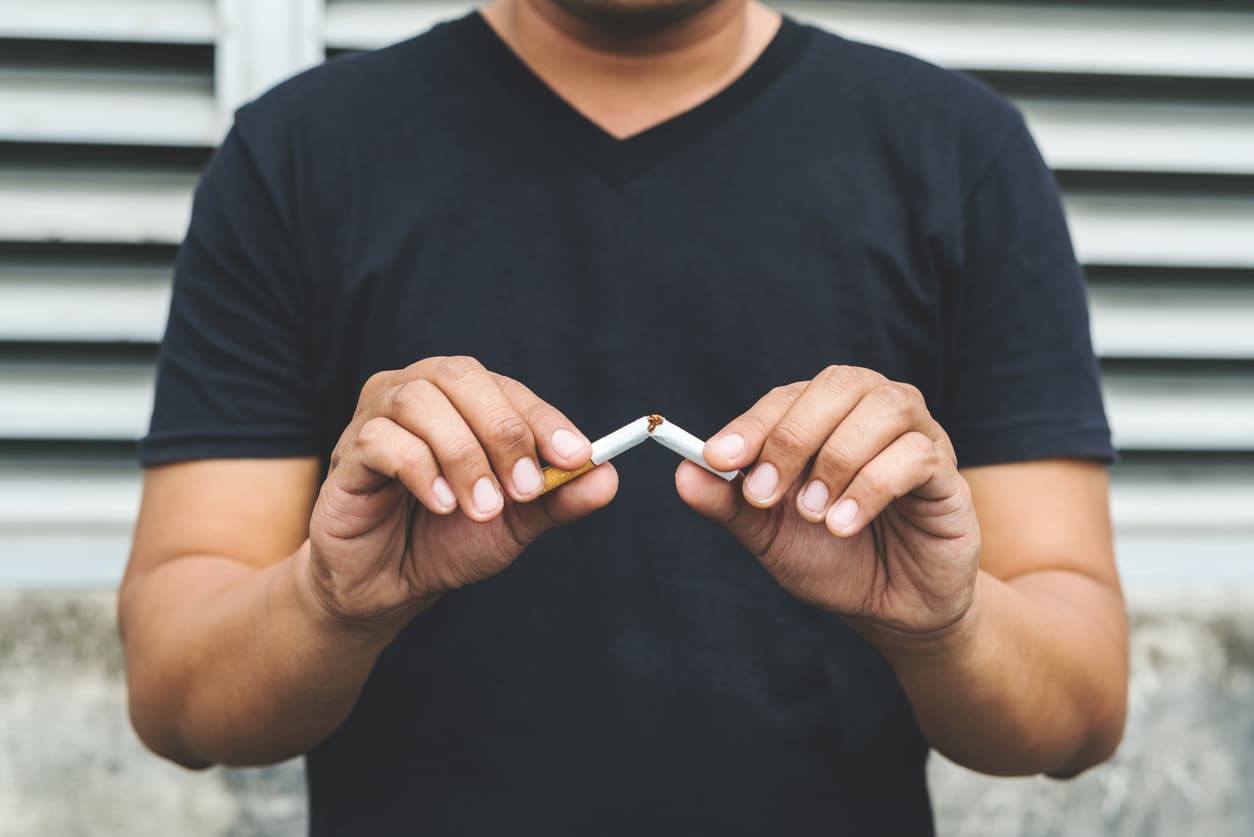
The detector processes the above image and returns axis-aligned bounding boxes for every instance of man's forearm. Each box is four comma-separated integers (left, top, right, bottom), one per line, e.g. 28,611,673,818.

121,543,413,767
869,569,1127,777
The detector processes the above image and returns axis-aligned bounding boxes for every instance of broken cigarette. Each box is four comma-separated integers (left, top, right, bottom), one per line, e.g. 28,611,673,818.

540,414,738,495
649,417,740,480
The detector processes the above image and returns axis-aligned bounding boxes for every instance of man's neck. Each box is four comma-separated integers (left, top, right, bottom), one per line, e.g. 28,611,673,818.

480,0,781,139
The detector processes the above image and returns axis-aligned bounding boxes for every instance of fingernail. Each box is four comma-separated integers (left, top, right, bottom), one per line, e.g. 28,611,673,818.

473,477,503,515
432,476,457,510
712,433,745,460
513,457,543,495
745,463,779,502
800,481,829,514
829,498,859,531
551,428,587,459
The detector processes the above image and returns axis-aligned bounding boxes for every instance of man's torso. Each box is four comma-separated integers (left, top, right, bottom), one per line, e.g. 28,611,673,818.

190,14,1030,833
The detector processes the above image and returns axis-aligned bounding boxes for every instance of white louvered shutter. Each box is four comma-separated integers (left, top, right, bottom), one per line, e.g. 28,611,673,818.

0,0,322,583
1,1,214,583
2,0,1251,585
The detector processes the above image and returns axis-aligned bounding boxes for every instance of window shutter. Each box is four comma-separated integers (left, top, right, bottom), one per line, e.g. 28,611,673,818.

3,0,1250,584
1,1,219,584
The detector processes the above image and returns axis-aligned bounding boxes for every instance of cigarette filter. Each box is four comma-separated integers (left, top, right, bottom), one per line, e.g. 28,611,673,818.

540,416,652,495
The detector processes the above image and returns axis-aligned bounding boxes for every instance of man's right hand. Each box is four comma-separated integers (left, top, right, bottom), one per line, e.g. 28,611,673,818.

306,356,617,629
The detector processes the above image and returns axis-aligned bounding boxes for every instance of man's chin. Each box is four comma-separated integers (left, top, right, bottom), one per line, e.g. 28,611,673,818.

548,0,722,34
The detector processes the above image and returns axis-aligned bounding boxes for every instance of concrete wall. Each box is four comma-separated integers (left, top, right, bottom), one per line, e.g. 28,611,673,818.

2,587,1250,836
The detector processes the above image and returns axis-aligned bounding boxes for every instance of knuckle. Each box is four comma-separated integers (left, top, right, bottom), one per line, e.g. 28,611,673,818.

396,440,432,475
768,383,802,402
733,412,770,442
898,381,925,403
494,373,522,394
361,370,392,399
903,431,937,461
443,439,485,473
856,467,891,499
745,411,773,436
434,355,482,386
521,401,556,431
406,356,443,375
355,416,392,451
767,421,810,460
818,364,863,393
354,370,393,417
390,379,432,415
817,437,858,475
876,382,916,418
484,409,531,450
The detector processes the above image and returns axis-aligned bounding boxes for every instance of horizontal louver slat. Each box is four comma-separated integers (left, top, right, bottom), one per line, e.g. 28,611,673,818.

1023,100,1254,176
0,73,221,147
1089,284,1254,360
0,1,217,44
0,363,155,439
1104,376,1254,450
1066,192,1254,269
0,265,170,342
0,168,195,243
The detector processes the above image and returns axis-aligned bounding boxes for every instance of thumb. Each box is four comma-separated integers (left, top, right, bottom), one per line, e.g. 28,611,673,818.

508,462,619,544
674,461,778,556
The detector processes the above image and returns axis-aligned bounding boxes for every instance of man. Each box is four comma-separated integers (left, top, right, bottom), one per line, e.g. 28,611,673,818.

120,0,1128,832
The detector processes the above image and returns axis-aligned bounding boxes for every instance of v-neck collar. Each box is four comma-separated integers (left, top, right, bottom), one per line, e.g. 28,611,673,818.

452,10,810,186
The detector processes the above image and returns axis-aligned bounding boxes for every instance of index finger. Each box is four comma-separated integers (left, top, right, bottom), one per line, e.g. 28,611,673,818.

703,382,806,471
426,356,542,503
493,374,593,470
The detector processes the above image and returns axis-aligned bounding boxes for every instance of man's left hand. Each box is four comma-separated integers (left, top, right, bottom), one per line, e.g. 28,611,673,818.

678,366,982,643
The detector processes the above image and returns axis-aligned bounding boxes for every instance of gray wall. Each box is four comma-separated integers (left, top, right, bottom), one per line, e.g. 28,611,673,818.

5,588,1254,836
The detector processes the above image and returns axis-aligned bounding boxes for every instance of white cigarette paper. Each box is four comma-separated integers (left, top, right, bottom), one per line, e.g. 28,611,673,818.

649,420,739,481
541,413,739,495
590,416,653,464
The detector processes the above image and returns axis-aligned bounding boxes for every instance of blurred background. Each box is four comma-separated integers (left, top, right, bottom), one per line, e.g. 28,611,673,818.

1,0,1252,834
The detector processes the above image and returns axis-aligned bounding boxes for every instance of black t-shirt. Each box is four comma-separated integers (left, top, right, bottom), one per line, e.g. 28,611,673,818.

143,13,1112,836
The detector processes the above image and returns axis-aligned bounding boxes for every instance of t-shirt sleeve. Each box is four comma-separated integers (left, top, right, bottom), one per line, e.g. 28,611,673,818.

139,103,318,466
938,121,1115,467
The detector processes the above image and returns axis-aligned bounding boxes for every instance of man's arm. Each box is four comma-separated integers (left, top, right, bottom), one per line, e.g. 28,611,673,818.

120,358,616,768
880,460,1126,777
119,458,389,768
